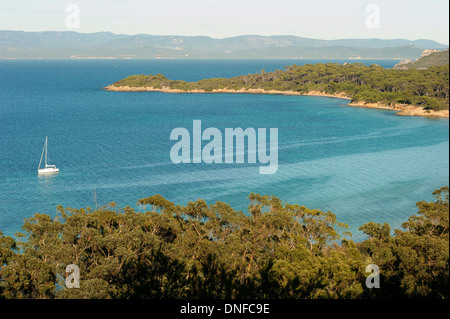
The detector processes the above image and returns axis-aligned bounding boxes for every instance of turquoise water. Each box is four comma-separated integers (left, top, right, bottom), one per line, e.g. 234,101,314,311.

0,59,448,240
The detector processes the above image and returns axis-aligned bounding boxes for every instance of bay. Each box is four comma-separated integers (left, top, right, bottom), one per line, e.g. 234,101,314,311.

0,58,448,240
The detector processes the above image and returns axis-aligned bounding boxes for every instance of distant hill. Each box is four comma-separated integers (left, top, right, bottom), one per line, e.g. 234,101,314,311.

0,31,447,59
394,49,450,69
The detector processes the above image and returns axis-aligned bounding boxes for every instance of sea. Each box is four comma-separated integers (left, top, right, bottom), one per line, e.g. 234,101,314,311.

0,59,448,240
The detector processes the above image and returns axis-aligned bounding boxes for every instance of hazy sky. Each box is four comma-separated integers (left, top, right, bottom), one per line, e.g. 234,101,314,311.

0,0,448,44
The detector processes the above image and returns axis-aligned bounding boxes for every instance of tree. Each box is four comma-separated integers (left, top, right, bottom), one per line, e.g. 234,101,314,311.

1,188,448,299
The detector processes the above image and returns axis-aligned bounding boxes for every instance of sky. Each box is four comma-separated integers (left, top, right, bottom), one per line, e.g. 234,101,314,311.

0,0,448,44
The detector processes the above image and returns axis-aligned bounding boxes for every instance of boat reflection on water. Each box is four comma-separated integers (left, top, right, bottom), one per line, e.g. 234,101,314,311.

37,171,58,188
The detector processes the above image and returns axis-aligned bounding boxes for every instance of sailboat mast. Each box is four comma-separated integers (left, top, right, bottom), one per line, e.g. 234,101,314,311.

45,136,48,167
38,137,46,170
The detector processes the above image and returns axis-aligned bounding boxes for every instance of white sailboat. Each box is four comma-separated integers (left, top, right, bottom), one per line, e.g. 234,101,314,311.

38,136,59,174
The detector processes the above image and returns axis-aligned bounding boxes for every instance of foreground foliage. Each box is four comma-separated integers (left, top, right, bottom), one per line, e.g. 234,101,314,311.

112,63,450,111
0,187,448,299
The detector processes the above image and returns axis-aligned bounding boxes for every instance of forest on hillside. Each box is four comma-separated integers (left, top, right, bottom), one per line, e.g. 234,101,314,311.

111,63,450,111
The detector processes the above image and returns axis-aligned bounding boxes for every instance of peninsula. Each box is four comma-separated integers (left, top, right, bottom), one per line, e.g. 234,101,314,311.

105,62,449,118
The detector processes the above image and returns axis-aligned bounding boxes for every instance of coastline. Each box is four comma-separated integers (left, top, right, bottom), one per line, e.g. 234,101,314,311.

347,101,449,118
103,85,449,119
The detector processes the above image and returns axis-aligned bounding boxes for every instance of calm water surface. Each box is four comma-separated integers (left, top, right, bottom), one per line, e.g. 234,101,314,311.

0,59,448,240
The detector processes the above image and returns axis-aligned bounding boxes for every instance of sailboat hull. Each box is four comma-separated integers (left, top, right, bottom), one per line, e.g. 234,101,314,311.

38,167,59,174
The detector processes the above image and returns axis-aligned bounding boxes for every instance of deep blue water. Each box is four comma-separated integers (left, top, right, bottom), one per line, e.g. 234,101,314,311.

0,59,448,240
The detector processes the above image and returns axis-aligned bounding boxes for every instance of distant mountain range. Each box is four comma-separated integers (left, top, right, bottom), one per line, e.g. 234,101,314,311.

0,30,448,59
